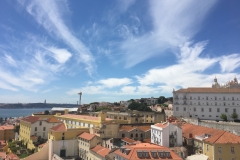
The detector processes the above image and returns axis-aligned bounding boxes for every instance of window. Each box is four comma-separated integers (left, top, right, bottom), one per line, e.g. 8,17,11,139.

43,127,46,131
217,108,220,112
207,102,209,106
194,108,196,112
218,147,222,154
225,108,228,112
231,147,234,154
232,102,235,105
190,96,192,100
176,107,179,111
131,134,133,138
233,109,236,113
198,96,200,100
215,97,217,100
136,133,138,137
224,102,226,106
122,134,125,138
201,108,204,112
215,102,217,106
209,108,212,112
232,97,234,100
223,97,225,100
35,127,37,131
198,102,200,105
39,121,42,126
206,96,208,100
207,145,209,151
219,158,222,160
184,107,186,111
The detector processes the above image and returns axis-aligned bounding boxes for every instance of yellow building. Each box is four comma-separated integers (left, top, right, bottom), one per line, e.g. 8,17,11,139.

48,122,89,141
0,125,15,141
182,123,240,160
19,116,62,149
89,110,165,124
54,111,115,129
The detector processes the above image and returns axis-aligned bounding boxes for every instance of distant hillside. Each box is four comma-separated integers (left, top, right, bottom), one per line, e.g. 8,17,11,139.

0,103,78,109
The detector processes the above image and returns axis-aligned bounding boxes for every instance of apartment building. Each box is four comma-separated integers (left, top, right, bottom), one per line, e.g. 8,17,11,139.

19,116,62,149
151,122,182,147
182,123,240,160
0,125,14,141
78,132,102,160
55,111,114,129
118,125,151,140
173,77,240,120
90,110,165,124
114,143,182,160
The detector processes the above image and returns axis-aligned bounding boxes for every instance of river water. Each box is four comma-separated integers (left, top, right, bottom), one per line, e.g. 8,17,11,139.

0,108,52,118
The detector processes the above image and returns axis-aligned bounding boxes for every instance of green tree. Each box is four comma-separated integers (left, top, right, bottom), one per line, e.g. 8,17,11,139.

14,125,20,134
128,102,152,112
44,110,50,115
231,112,238,121
158,96,167,104
220,113,228,121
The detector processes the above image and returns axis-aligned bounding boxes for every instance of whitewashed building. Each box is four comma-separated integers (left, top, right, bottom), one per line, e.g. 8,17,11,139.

151,122,182,147
173,77,240,120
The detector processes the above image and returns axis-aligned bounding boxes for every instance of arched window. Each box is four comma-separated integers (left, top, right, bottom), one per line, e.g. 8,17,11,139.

122,134,125,138
136,133,138,137
141,133,143,138
131,134,133,138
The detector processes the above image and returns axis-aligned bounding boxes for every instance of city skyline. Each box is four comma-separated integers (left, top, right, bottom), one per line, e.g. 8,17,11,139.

0,0,240,103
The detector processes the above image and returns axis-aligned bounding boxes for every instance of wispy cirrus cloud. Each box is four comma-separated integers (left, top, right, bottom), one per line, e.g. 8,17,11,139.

115,0,218,68
219,54,240,73
98,78,132,88
18,0,96,75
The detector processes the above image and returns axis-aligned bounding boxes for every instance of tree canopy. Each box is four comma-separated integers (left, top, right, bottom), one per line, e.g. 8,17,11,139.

220,113,227,121
231,112,238,121
158,96,168,104
128,102,152,112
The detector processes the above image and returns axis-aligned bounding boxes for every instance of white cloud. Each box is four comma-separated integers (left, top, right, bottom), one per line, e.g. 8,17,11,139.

98,78,132,88
20,0,96,75
219,54,240,73
118,0,218,68
4,54,17,67
47,47,72,64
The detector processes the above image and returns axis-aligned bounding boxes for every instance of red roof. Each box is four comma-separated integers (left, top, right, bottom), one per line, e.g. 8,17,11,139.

21,116,41,123
114,143,182,160
0,152,6,159
91,145,110,157
50,123,67,132
122,137,136,144
181,123,240,144
78,132,95,140
6,153,19,160
46,117,61,123
154,122,169,128
0,125,14,131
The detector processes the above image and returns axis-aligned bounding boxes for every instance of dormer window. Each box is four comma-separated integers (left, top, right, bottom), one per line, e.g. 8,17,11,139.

143,151,149,158
151,150,157,158
137,150,143,158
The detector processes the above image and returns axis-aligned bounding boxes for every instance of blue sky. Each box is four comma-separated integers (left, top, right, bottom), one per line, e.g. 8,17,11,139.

0,0,240,104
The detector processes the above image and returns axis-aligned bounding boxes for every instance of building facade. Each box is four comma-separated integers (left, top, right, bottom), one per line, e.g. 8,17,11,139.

0,126,14,141
151,122,182,147
173,78,240,120
90,110,165,124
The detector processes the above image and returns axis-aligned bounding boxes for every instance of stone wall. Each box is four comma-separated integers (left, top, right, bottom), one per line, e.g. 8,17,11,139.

182,118,240,136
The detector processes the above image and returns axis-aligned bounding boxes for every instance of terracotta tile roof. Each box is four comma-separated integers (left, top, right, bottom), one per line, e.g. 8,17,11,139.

114,143,182,160
142,138,151,143
0,152,6,159
181,123,240,144
0,125,14,130
78,132,95,140
50,123,67,132
154,122,169,128
91,145,110,157
122,137,136,144
6,153,19,160
214,131,240,144
175,87,240,93
46,117,61,123
21,116,41,123
56,114,113,121
119,125,151,132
